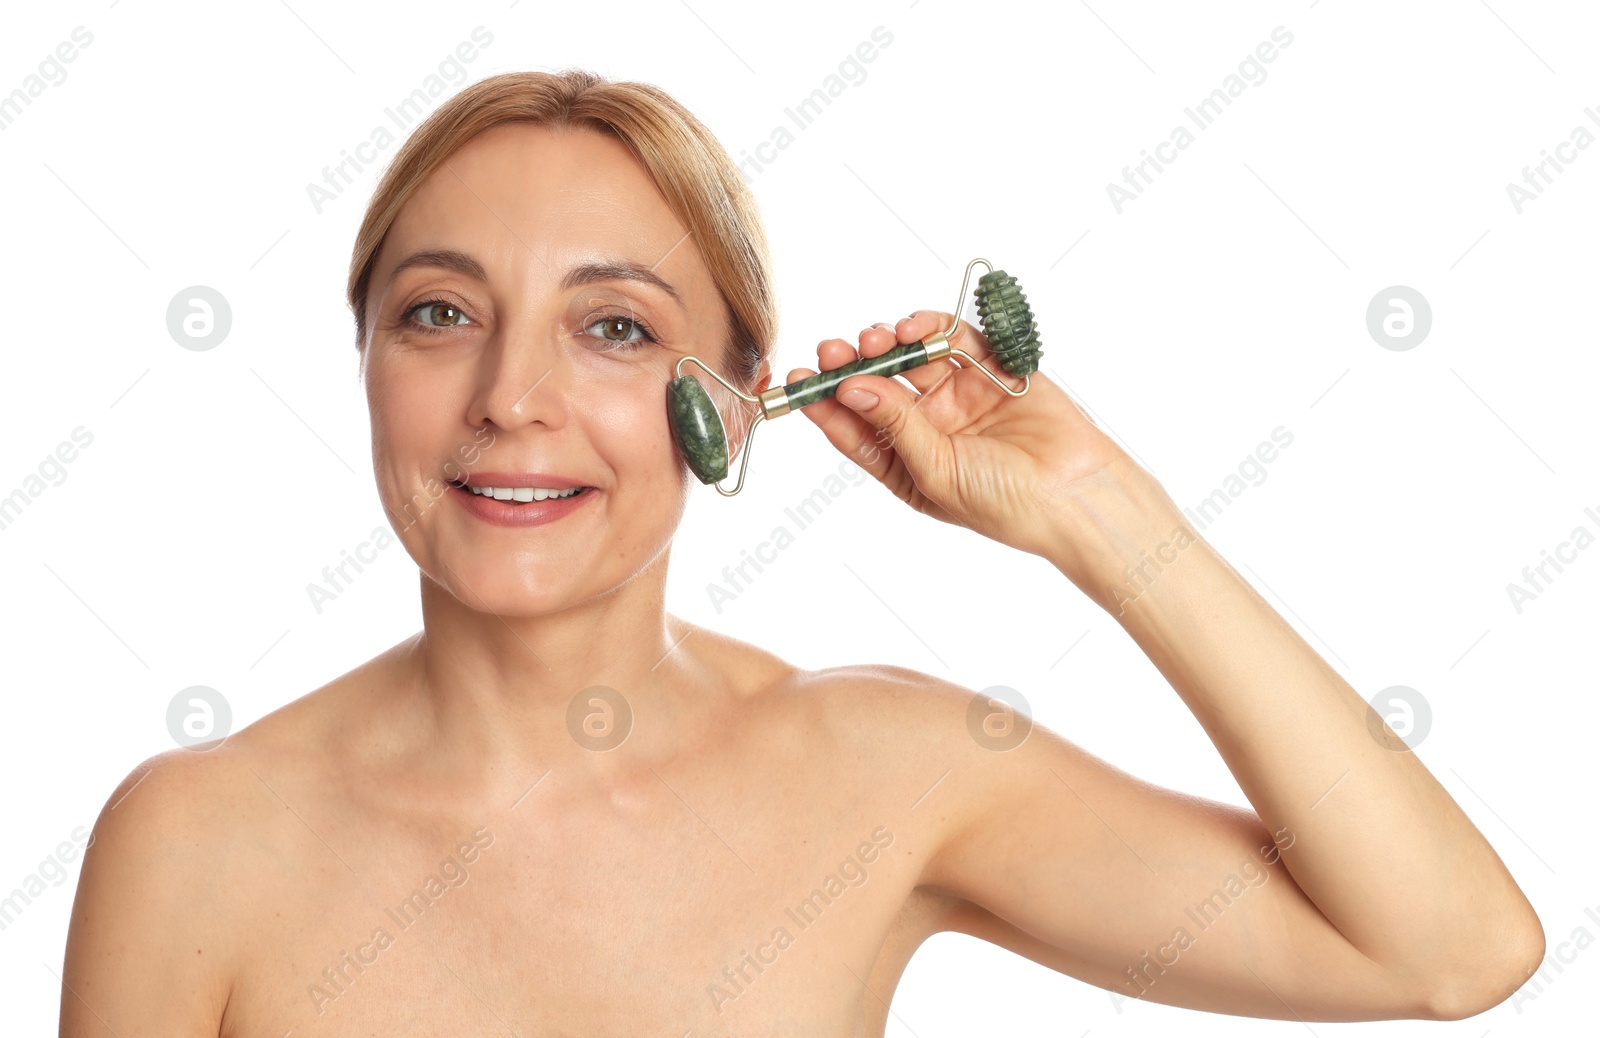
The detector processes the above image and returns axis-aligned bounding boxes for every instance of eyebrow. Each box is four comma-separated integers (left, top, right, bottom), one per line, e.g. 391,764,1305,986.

385,248,486,288
562,260,682,306
384,248,682,306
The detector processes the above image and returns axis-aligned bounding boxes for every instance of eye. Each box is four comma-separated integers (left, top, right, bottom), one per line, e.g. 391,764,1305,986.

584,314,659,350
404,299,474,333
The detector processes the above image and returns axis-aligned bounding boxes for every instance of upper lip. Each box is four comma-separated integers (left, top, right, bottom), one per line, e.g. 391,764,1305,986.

451,472,592,489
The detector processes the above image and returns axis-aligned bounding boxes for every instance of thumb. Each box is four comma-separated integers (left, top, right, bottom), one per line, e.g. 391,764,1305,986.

836,372,955,495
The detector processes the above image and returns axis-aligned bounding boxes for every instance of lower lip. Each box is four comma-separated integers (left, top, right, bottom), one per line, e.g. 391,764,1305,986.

449,484,596,527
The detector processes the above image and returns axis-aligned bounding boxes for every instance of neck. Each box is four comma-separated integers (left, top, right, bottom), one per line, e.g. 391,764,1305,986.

399,550,707,775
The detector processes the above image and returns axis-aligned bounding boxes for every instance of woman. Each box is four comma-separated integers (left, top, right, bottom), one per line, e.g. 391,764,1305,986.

60,69,1541,1036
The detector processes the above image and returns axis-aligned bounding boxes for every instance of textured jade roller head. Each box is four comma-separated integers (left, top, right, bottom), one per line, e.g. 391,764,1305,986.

667,257,1043,496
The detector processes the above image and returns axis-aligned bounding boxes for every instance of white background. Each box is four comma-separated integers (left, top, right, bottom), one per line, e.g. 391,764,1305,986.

1,1,1595,1034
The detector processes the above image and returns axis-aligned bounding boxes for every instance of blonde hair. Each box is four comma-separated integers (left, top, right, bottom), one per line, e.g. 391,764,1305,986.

345,69,777,388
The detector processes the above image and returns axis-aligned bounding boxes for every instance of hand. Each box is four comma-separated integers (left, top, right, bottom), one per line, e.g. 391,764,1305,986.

788,309,1149,561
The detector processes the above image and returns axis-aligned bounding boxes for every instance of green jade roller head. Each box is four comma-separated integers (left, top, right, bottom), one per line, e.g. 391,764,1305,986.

667,257,1044,496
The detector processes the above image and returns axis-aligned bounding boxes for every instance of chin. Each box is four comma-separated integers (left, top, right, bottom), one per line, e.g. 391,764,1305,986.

439,557,597,617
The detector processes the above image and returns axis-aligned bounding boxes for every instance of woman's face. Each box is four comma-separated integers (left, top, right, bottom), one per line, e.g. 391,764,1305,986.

361,122,751,617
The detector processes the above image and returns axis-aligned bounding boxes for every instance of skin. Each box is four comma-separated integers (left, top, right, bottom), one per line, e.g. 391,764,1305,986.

60,123,1544,1037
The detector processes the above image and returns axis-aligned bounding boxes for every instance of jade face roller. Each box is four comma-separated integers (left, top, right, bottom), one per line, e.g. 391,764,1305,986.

667,257,1044,496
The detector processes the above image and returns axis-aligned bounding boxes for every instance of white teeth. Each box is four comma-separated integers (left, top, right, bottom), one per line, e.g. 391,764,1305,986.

466,484,582,502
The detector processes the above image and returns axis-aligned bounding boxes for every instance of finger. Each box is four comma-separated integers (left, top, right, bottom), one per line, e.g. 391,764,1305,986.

835,366,957,500
822,324,956,398
898,309,997,372
785,364,910,484
815,338,859,378
894,310,952,352
894,311,988,398
900,308,1030,413
814,329,930,437
860,320,960,398
795,338,864,432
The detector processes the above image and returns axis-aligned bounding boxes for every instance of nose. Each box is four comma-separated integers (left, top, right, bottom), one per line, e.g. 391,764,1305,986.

467,329,569,432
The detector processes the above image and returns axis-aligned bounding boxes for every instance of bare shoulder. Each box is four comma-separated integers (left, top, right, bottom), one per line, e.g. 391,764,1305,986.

766,661,1015,823
225,632,418,758
775,664,1034,912
684,636,1049,801
779,661,995,748
61,639,413,1035
62,740,266,1035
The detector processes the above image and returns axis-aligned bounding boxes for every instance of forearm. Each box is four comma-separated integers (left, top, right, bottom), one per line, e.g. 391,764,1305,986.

1046,464,1542,985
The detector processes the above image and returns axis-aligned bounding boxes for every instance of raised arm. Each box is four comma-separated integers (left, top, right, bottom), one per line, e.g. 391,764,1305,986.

1037,461,1542,1013
794,311,1544,1021
904,463,1541,1020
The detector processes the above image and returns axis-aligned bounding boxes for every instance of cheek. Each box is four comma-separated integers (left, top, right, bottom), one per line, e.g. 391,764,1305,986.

365,364,462,495
581,380,682,479
369,356,454,422
576,378,698,547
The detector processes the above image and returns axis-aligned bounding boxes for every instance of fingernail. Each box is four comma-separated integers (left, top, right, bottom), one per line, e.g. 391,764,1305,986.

840,388,878,410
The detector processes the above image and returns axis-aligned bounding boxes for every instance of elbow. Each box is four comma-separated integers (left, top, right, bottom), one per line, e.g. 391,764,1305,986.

1421,911,1546,1021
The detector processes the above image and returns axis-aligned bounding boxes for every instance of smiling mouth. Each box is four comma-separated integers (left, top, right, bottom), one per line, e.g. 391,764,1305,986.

448,480,592,503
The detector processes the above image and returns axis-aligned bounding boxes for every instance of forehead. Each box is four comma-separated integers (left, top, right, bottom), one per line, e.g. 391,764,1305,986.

377,122,709,297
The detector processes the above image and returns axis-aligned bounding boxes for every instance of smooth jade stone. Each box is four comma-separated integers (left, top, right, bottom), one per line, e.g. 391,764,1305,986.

782,341,930,411
667,375,729,483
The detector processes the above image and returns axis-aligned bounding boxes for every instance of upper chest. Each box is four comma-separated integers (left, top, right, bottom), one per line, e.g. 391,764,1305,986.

220,717,950,1037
